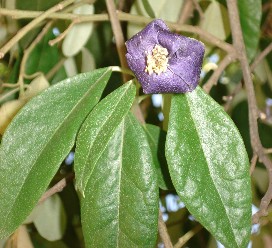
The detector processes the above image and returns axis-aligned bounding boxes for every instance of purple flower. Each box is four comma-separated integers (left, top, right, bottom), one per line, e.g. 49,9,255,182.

125,19,205,94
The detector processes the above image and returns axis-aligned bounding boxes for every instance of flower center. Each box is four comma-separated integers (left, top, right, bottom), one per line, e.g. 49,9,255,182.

145,44,169,75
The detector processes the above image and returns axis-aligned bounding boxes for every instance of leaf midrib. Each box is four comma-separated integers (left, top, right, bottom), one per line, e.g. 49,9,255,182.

116,120,125,247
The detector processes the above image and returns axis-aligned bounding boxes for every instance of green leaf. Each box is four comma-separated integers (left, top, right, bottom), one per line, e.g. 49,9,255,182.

165,86,251,248
78,113,158,247
142,0,156,18
25,29,59,77
238,0,262,61
16,0,61,11
143,124,173,190
0,67,111,239
74,81,136,195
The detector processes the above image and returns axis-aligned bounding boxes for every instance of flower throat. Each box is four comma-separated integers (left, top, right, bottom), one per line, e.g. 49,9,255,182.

145,45,169,75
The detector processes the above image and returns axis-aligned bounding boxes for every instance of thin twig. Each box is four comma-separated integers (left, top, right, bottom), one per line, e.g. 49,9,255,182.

223,82,242,112
117,0,126,11
49,19,78,46
0,87,20,104
0,8,235,54
223,41,272,111
158,210,173,248
250,154,258,175
177,0,194,24
251,42,272,71
105,0,147,124
46,57,66,80
191,0,204,21
0,0,75,58
264,148,272,154
173,224,203,248
0,8,108,21
227,0,272,224
2,83,19,88
105,0,129,82
203,54,235,93
38,173,75,204
23,72,43,80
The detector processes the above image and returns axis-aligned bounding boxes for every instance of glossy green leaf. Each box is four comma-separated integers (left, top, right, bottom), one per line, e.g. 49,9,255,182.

0,67,112,239
78,113,158,247
165,86,251,248
143,124,173,190
75,81,136,195
238,0,262,61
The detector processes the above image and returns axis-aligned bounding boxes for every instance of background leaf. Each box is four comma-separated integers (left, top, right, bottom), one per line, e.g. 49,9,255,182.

79,113,158,247
16,0,60,11
165,86,251,248
25,194,66,241
75,81,136,195
62,4,94,57
0,68,111,239
238,0,262,61
200,1,230,41
25,29,60,77
142,0,156,18
127,0,183,38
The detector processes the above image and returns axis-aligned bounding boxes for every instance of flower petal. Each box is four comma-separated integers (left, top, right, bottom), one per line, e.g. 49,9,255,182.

125,19,169,59
125,19,205,94
157,30,187,57
139,69,195,94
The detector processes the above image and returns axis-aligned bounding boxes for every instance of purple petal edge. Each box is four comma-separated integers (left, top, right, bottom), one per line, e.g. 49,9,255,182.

125,19,205,94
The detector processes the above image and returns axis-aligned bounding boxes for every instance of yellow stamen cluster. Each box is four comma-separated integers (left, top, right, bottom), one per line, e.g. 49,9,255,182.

145,44,169,75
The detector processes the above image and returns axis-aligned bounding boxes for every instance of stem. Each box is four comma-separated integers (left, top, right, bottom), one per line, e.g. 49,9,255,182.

250,154,258,175
0,87,20,104
251,42,272,71
46,58,66,80
173,224,203,248
177,0,194,24
49,20,78,46
105,0,129,82
158,210,173,248
191,0,204,21
38,173,75,204
203,54,235,93
227,0,272,223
